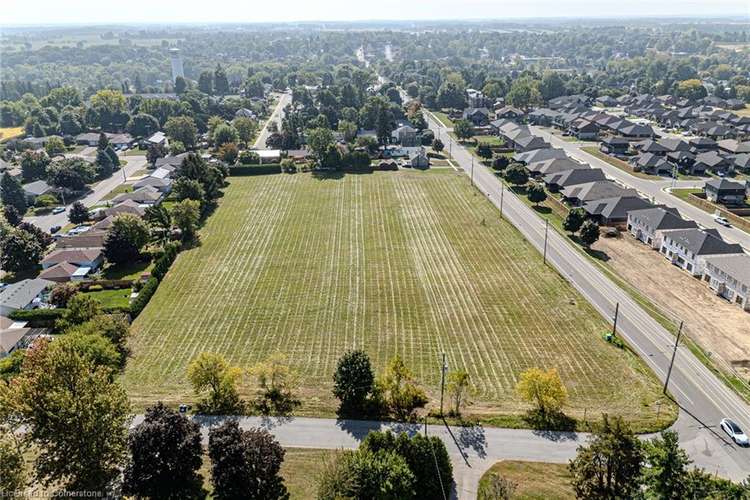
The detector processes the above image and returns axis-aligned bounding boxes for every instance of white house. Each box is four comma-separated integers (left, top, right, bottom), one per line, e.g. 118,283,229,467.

659,228,744,276
0,279,53,316
627,207,698,250
702,254,750,312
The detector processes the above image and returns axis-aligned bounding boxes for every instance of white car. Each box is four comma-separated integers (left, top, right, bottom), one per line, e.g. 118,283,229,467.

721,418,749,446
51,206,65,214
714,215,731,227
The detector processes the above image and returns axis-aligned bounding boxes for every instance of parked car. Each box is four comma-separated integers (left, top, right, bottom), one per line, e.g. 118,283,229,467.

52,206,65,214
50,225,62,234
720,418,749,446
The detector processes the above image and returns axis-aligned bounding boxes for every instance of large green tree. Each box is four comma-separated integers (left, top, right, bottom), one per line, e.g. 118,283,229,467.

1,172,27,214
103,214,150,265
165,116,198,149
124,402,205,499
0,339,130,493
208,420,288,500
333,350,376,416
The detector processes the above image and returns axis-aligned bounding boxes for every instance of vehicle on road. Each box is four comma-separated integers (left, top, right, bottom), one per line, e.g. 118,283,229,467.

51,207,65,214
714,214,731,227
50,225,62,234
721,418,749,446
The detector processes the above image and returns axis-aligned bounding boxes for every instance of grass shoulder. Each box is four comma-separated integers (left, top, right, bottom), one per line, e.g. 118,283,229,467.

479,461,574,500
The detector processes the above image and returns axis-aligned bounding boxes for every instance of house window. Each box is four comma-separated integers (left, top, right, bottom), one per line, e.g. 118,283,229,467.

686,263,692,272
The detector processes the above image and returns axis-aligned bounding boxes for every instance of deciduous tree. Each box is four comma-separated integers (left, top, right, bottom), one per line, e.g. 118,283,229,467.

68,200,89,224
516,367,567,415
579,219,600,248
1,172,27,215
333,349,375,415
187,352,244,414
103,214,149,265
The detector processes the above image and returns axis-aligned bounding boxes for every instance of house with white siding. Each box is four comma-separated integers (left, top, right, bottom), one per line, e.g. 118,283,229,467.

702,254,750,312
659,228,744,276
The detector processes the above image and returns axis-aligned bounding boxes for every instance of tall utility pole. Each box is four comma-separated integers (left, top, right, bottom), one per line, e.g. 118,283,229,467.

439,353,448,416
664,321,684,394
612,302,619,337
543,219,549,264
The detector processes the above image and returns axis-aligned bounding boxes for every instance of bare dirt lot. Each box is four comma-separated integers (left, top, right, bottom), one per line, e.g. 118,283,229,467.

594,234,750,378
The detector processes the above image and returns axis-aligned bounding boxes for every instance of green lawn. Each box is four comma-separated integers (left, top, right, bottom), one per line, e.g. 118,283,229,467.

83,288,131,309
103,259,153,280
124,170,670,428
431,110,455,128
101,183,133,201
479,461,574,500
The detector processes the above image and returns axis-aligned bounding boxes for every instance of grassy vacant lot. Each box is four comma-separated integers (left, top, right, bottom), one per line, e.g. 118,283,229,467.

478,461,574,500
124,170,669,427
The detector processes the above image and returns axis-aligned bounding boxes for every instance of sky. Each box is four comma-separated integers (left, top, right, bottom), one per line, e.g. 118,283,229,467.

2,0,748,26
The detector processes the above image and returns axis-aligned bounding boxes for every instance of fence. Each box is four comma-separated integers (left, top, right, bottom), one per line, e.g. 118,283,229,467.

686,192,750,233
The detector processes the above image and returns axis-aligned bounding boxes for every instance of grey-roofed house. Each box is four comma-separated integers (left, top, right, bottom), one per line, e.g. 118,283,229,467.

154,153,190,169
55,230,108,250
618,123,654,139
103,200,147,218
634,139,669,156
659,228,744,276
632,153,673,176
733,153,750,173
599,137,630,156
462,108,490,126
704,178,747,205
569,119,599,140
495,106,524,120
702,254,750,311
693,151,731,174
526,158,585,177
22,180,53,203
0,279,53,316
543,168,607,192
717,139,750,156
583,196,654,227
133,176,173,193
514,148,568,165
627,207,698,249
111,186,163,205
561,180,637,206
513,135,549,153
391,125,419,147
144,131,168,147
38,262,82,283
41,248,103,270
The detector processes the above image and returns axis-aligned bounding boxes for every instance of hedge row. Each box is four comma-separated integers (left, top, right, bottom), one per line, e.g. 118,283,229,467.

129,242,182,318
229,164,282,176
130,277,159,318
9,308,67,327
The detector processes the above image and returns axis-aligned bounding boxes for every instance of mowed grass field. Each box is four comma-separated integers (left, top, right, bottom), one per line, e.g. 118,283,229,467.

124,170,669,426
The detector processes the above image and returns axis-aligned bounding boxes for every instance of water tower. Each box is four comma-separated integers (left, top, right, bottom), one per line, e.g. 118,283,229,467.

169,48,184,83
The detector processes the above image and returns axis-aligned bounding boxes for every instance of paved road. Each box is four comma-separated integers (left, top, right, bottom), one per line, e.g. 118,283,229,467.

130,414,584,500
424,111,750,481
531,126,750,251
24,155,147,232
253,92,292,150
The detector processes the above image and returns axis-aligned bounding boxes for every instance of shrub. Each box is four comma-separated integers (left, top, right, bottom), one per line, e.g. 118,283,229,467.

88,284,103,292
130,277,159,318
152,242,181,281
9,308,66,327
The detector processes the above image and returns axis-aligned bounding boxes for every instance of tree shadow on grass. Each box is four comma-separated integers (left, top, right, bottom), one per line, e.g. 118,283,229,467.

568,234,610,262
523,409,579,442
532,205,552,215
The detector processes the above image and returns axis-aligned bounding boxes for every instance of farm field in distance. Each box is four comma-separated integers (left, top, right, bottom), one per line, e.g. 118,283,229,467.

124,169,672,427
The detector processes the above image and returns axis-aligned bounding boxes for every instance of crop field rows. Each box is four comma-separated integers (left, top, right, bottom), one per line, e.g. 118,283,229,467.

124,170,666,423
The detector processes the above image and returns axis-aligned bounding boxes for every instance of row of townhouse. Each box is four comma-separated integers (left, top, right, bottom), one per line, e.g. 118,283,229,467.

626,207,750,311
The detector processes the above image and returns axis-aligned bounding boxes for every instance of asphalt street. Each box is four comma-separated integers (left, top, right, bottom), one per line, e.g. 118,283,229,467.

253,92,292,150
24,155,148,232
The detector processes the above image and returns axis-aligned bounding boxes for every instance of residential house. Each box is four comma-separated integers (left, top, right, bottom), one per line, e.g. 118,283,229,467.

659,228,744,276
702,254,750,311
689,137,718,153
561,180,637,206
103,200,147,219
144,131,168,147
633,140,669,156
462,108,491,126
108,133,135,148
693,151,731,175
235,108,256,119
38,262,84,283
717,139,750,156
391,125,419,147
595,95,618,107
55,231,108,250
111,186,163,205
569,119,599,140
41,248,103,270
543,168,607,192
527,108,559,126
627,207,698,249
21,180,53,203
495,106,524,121
466,89,488,108
526,158,585,177
0,279,52,316
514,147,568,165
704,178,747,205
407,148,430,169
154,153,190,169
513,135,550,153
733,153,750,173
632,153,673,176
599,137,630,156
617,123,654,139
583,196,654,227
133,176,173,193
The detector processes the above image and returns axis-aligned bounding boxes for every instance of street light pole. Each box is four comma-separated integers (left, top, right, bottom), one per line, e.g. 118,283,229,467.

663,321,683,394
612,302,619,337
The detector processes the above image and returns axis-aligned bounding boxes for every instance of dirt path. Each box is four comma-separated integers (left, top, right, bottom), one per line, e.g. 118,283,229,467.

595,234,750,377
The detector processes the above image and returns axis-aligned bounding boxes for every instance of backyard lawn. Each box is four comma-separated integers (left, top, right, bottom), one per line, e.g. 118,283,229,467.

124,170,670,428
83,287,132,309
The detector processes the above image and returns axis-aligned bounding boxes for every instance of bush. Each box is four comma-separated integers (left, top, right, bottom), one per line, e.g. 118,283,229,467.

88,284,103,292
152,242,181,281
238,150,260,165
9,308,67,327
130,277,159,318
34,194,58,208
